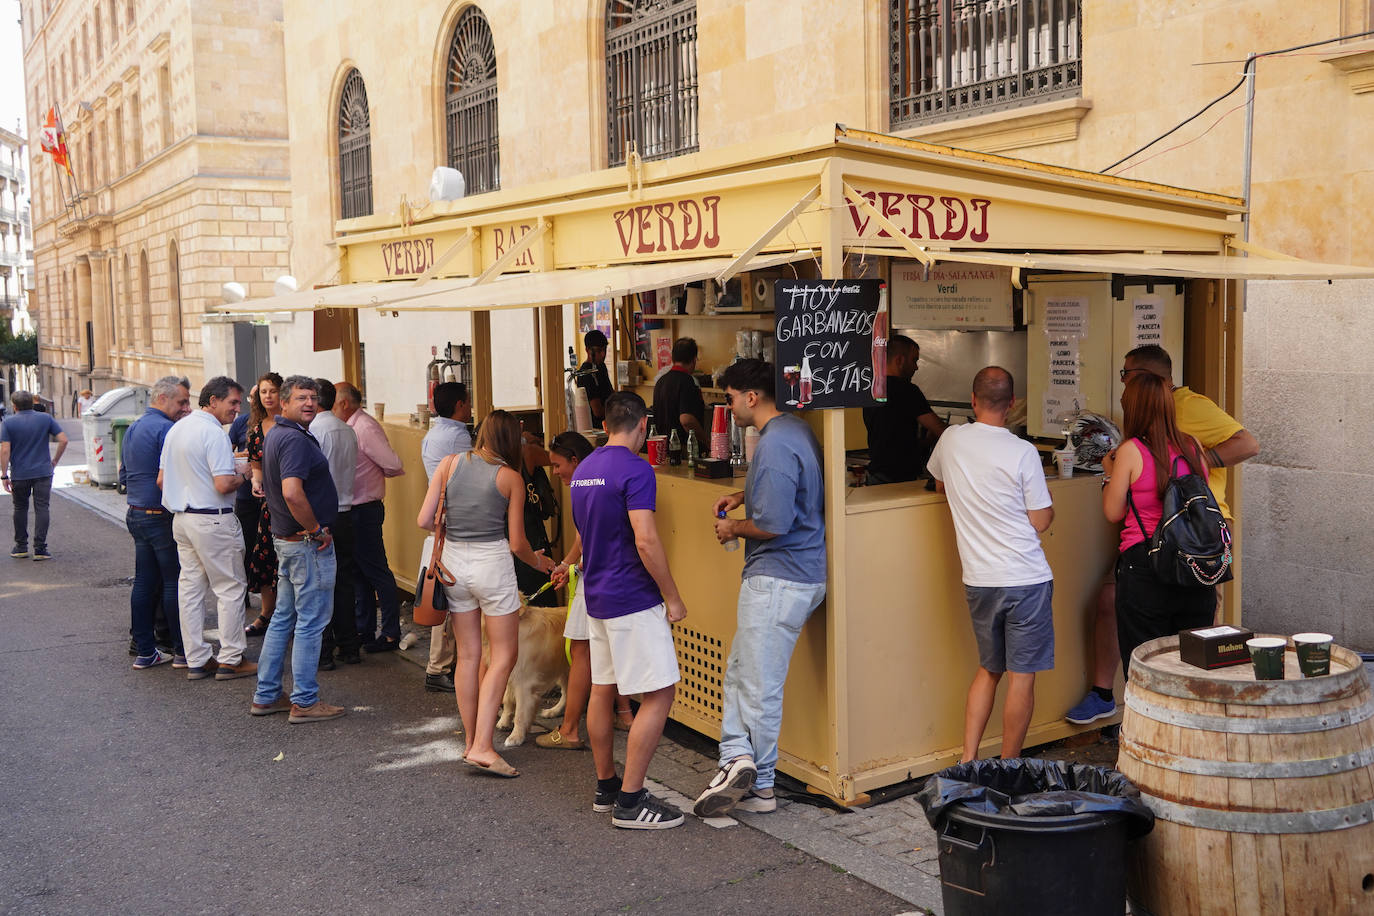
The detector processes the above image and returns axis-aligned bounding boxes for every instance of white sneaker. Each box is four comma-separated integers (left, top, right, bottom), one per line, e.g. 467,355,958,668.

693,756,757,818
131,648,174,670
734,788,777,813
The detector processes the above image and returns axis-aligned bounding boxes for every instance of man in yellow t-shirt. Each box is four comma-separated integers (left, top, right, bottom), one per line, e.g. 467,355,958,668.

1064,344,1259,727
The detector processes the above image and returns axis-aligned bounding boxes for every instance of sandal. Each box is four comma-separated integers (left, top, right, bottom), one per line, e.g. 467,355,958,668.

535,730,585,751
462,755,520,778
614,709,635,731
244,615,271,637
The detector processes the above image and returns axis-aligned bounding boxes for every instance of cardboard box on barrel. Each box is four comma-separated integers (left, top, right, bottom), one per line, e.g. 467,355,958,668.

1178,625,1254,670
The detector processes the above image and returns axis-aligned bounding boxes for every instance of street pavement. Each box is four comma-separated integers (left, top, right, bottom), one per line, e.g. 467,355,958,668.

0,422,929,915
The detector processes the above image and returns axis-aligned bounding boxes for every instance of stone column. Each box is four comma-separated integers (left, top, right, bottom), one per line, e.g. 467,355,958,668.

87,250,112,375
75,256,93,374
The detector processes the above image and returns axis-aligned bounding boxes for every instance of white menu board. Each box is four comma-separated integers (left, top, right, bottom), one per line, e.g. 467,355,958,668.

890,260,1014,330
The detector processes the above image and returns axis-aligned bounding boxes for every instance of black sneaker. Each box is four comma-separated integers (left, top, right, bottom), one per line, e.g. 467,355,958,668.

594,777,623,814
612,792,685,830
10,544,28,559
32,546,51,561
692,756,757,818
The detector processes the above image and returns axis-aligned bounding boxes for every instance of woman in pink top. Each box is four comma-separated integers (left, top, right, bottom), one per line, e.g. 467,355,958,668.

1101,372,1215,676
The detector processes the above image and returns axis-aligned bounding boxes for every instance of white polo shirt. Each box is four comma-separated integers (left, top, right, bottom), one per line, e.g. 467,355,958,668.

159,409,236,512
310,409,358,511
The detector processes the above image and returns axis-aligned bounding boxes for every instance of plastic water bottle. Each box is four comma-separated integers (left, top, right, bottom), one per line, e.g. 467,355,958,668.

718,509,739,552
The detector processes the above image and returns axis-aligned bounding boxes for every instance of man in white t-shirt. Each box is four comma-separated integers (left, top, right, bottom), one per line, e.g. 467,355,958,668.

927,367,1055,763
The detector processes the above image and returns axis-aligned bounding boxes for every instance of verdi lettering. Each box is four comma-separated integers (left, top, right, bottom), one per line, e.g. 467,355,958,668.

847,188,992,243
613,195,721,256
380,238,437,277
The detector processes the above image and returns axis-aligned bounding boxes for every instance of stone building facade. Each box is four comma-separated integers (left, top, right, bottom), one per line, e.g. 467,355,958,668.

274,0,1370,643
0,125,33,333
18,0,291,415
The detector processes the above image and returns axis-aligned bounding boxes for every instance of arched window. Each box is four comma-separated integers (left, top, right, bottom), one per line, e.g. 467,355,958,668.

107,256,117,350
122,253,134,346
445,6,500,195
337,68,373,220
605,0,698,167
138,249,151,349
167,239,183,350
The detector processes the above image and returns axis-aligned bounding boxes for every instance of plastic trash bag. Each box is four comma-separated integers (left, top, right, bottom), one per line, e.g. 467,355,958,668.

916,758,1155,839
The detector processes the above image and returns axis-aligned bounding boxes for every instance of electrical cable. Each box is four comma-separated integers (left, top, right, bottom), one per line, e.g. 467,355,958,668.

1101,29,1374,174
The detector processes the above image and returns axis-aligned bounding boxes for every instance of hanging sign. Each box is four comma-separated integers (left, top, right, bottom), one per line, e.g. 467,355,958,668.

889,260,1014,330
1132,296,1164,349
773,278,883,410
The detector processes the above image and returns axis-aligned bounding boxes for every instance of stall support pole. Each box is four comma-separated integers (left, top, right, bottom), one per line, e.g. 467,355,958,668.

815,160,860,804
472,310,494,422
539,305,567,440
1223,278,1245,627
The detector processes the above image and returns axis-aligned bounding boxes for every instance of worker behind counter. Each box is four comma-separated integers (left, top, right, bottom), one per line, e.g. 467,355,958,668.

651,337,707,445
862,335,946,485
577,330,615,429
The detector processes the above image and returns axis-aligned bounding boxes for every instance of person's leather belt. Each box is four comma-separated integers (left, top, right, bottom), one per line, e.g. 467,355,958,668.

129,506,166,514
277,532,309,541
183,507,234,515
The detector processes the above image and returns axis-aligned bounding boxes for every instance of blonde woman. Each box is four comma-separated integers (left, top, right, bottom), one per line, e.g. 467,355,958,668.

417,410,554,777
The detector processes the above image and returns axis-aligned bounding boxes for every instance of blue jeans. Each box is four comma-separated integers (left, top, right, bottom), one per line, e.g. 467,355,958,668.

255,538,336,708
718,575,827,789
351,500,400,640
11,476,52,548
126,509,183,656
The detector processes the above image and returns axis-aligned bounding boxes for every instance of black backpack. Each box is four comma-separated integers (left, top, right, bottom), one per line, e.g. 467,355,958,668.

1128,451,1233,588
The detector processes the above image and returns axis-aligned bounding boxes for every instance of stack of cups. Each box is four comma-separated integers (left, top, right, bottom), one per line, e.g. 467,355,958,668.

711,405,730,460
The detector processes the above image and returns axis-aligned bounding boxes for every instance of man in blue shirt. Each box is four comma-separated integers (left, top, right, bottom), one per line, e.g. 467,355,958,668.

693,359,827,819
120,377,192,669
253,376,345,724
1,390,69,561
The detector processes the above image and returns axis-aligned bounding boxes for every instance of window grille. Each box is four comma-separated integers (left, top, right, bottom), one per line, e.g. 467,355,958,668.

337,68,373,220
890,0,1081,129
605,0,698,167
446,6,500,195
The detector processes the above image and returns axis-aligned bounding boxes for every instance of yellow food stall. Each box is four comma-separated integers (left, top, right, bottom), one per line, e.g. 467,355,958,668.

225,125,1374,803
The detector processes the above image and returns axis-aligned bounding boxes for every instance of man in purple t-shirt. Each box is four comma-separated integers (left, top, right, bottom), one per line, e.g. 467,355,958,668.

571,391,688,830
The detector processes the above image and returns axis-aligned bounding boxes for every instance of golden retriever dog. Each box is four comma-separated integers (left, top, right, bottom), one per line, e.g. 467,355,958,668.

486,603,570,747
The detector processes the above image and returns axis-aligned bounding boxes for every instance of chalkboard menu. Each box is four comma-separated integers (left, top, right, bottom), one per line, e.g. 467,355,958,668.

773,278,886,411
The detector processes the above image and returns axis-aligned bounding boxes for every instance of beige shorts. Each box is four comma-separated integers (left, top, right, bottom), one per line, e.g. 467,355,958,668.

588,603,680,695
439,538,521,617
563,588,590,641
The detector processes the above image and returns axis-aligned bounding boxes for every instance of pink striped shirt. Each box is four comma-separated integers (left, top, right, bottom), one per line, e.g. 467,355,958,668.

346,409,404,504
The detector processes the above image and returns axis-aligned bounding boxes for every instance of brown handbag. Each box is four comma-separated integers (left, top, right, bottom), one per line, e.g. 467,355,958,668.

413,453,459,627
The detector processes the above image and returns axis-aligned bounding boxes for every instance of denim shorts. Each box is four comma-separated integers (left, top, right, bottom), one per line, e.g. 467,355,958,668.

965,580,1055,674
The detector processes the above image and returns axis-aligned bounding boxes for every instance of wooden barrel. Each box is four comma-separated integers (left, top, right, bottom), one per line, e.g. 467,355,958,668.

1119,635,1374,915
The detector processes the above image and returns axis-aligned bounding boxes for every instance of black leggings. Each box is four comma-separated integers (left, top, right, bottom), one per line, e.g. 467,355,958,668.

1116,542,1216,678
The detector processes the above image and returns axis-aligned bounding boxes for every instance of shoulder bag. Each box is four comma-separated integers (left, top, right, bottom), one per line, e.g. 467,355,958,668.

413,453,461,627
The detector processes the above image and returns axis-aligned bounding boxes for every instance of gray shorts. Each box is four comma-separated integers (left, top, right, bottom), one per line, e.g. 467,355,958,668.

965,581,1055,674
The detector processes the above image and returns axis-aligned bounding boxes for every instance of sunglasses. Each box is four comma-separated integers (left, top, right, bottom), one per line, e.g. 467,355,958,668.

723,391,758,406
1120,367,1150,382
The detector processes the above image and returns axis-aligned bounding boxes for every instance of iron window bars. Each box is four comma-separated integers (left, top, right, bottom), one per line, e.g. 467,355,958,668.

338,68,374,220
606,0,699,167
446,6,501,195
890,0,1081,129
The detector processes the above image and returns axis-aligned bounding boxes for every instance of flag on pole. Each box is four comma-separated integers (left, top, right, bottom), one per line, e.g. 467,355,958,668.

39,107,73,176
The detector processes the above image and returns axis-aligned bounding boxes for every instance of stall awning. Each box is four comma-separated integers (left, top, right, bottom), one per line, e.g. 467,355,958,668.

388,250,817,312
921,249,1374,281
219,279,477,314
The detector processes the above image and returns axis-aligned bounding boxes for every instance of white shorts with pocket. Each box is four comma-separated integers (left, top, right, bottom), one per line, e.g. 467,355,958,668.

563,588,590,641
588,603,680,695
439,538,521,617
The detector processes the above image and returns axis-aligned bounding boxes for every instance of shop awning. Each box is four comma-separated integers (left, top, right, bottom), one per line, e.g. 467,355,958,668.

920,249,1374,281
218,279,480,314
385,249,817,312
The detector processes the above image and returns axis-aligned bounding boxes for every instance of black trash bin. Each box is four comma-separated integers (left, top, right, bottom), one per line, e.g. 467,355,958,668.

915,758,1155,916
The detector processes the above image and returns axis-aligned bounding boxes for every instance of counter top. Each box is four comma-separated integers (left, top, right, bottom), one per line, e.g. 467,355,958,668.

650,462,746,492
845,471,1102,515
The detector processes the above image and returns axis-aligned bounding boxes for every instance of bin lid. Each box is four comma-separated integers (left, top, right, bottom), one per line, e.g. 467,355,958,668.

87,387,148,417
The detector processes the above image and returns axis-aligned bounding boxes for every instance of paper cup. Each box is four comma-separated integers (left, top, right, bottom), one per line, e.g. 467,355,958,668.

1054,448,1075,479
374,402,385,422
1292,632,1333,678
1247,637,1287,680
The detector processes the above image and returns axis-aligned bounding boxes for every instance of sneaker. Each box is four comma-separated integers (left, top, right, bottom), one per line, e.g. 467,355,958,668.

171,654,189,669
289,701,346,724
186,658,220,680
612,791,685,830
132,648,174,670
1065,691,1117,725
594,777,623,814
10,544,28,558
214,659,259,681
425,672,455,692
734,788,777,814
32,546,51,561
250,696,292,716
318,655,337,672
692,756,757,818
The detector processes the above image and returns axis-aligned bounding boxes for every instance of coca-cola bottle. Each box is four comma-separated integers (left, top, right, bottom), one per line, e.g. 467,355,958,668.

799,355,813,407
871,283,889,403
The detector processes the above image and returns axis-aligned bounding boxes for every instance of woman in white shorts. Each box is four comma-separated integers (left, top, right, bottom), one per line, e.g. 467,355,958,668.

537,433,634,750
417,410,554,777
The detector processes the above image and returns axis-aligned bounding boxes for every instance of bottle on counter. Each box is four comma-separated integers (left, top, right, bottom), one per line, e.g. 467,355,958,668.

686,429,700,468
668,428,682,465
718,509,740,552
799,356,814,407
648,421,659,440
871,283,889,403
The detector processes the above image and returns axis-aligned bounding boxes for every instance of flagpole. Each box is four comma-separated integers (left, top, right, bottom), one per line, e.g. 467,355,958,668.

53,102,82,220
